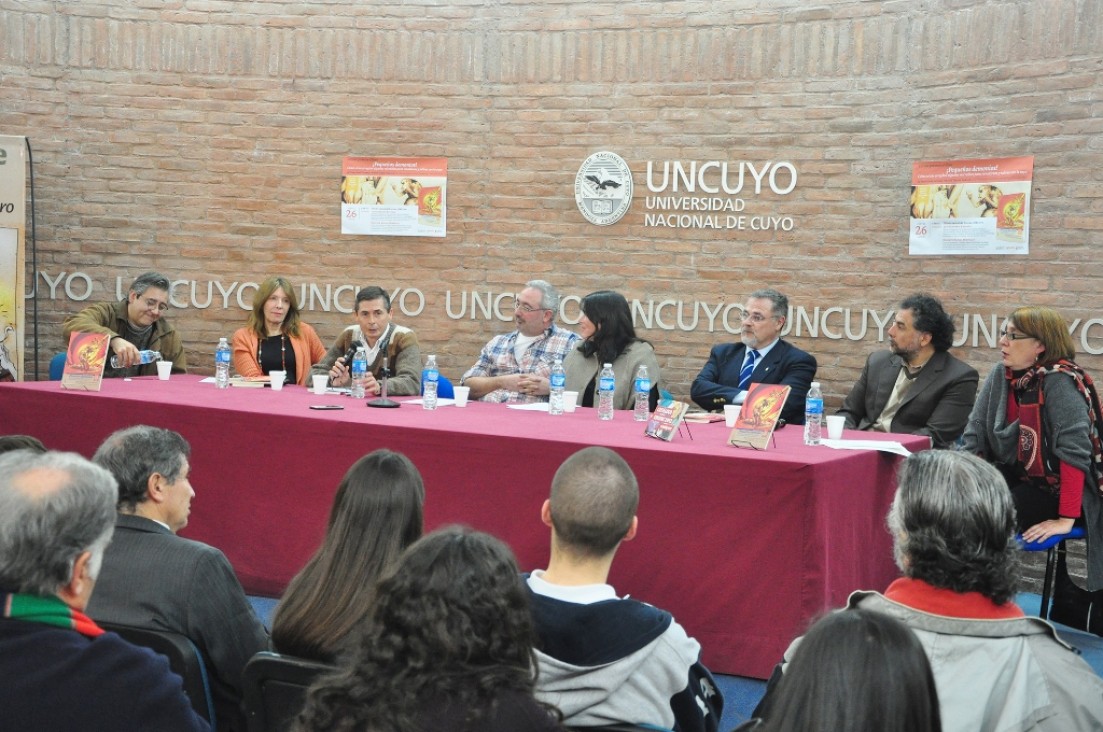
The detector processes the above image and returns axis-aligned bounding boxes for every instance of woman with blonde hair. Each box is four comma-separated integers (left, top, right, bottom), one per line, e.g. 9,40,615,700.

963,306,1103,589
232,276,326,386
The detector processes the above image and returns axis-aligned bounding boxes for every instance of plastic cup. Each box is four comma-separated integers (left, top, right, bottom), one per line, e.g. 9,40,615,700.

156,361,172,380
269,371,286,391
563,391,579,413
826,415,846,440
724,404,740,427
453,385,470,407
312,374,328,396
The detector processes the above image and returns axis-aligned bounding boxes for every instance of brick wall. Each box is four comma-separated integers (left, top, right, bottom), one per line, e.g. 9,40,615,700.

2,0,1101,406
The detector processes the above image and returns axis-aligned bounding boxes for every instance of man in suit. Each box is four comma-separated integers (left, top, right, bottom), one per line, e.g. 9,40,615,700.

837,293,978,448
691,288,817,425
0,450,208,731
87,426,269,732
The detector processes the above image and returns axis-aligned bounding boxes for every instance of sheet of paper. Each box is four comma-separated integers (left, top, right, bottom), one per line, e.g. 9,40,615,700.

506,402,550,411
821,439,912,457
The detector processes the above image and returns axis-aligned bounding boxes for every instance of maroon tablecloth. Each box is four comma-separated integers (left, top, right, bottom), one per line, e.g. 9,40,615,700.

0,376,928,677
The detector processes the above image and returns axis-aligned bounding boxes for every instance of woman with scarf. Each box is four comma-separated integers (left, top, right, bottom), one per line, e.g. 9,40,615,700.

962,306,1103,589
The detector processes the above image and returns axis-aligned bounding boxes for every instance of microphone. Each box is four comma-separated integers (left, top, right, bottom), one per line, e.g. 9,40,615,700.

340,341,363,366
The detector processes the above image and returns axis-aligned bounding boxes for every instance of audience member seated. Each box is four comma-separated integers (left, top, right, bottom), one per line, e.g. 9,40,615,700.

0,450,209,731
691,288,815,425
0,434,46,454
232,276,326,386
737,609,941,732
963,305,1103,589
88,425,270,732
560,290,661,411
837,293,978,448
757,450,1103,732
526,446,722,731
312,285,421,396
63,271,187,377
294,527,564,732
271,449,424,662
461,279,580,404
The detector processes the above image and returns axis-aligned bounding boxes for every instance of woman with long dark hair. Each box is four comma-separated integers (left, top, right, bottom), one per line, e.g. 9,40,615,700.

271,449,424,662
294,527,563,732
232,275,326,386
563,290,661,411
742,609,941,732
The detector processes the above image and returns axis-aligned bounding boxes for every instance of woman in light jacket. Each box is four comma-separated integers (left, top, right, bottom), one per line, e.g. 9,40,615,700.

232,276,326,386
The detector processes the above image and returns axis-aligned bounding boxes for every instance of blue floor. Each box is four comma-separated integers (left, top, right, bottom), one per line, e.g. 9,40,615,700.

248,592,1103,732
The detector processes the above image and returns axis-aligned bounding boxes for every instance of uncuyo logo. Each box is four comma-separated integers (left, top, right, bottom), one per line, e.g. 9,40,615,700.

574,151,633,226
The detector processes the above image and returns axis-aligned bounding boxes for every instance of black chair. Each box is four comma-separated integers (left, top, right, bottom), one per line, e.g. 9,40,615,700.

99,621,217,728
242,651,335,732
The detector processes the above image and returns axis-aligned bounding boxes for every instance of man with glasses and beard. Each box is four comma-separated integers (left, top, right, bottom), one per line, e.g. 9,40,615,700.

461,280,580,404
691,288,816,425
63,271,186,377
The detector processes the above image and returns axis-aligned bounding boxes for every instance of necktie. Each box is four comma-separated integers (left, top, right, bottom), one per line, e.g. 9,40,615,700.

738,350,759,390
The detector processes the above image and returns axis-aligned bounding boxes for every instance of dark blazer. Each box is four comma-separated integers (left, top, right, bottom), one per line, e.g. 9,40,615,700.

691,339,817,425
86,514,270,732
837,349,979,448
0,617,209,731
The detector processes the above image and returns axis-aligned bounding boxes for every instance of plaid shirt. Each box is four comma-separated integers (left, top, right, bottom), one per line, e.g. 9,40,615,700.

461,324,580,403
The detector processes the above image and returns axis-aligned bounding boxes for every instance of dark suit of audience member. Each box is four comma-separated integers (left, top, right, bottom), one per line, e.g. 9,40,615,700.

88,426,269,732
0,450,209,731
691,288,816,426
839,349,978,448
838,293,978,449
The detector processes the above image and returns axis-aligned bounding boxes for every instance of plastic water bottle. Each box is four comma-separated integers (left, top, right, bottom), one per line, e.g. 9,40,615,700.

633,365,650,422
597,363,615,421
549,358,566,416
804,381,823,445
110,350,161,369
422,354,439,410
350,347,368,399
215,338,231,389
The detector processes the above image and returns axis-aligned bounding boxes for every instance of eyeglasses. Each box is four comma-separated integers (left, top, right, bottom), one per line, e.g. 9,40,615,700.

999,329,1034,341
514,301,549,314
741,313,776,323
143,298,169,313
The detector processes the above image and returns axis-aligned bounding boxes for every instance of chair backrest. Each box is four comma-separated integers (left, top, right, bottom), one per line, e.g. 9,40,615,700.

49,352,66,380
243,651,335,732
99,621,217,728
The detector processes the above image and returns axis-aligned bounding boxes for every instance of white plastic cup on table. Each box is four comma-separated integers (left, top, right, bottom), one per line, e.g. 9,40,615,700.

563,391,579,413
312,374,328,396
156,361,172,381
825,415,846,440
723,404,740,427
453,385,470,407
269,370,286,391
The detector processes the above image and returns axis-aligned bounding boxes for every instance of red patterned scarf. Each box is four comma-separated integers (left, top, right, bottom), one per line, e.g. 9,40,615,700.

1,591,104,638
1009,359,1103,496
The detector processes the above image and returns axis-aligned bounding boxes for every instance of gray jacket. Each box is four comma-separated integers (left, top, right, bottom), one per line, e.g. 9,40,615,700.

963,364,1103,589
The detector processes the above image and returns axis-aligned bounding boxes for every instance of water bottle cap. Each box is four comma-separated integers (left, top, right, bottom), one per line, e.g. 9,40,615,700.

603,363,612,368
811,381,820,388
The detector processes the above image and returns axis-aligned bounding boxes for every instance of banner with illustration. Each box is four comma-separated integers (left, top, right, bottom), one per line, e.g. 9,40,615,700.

341,157,447,237
909,156,1033,255
0,135,26,381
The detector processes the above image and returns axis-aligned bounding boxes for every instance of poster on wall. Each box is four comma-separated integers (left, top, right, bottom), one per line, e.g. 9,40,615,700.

909,156,1034,255
341,157,447,238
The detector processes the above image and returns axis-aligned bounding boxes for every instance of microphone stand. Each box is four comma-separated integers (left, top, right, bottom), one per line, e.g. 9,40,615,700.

366,355,400,408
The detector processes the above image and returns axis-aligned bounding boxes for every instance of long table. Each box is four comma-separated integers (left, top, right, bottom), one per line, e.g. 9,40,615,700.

0,376,927,678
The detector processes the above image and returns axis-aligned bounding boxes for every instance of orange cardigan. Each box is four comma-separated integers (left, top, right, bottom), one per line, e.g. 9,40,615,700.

231,322,326,386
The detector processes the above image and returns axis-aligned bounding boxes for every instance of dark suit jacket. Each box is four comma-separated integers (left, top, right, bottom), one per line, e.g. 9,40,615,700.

837,349,979,449
86,514,270,732
0,616,209,731
691,339,817,425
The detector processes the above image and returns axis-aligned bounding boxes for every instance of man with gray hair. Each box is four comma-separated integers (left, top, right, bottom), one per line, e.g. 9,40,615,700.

0,450,208,730
63,270,187,377
691,288,816,425
757,450,1103,732
461,279,580,403
525,447,722,731
88,426,268,732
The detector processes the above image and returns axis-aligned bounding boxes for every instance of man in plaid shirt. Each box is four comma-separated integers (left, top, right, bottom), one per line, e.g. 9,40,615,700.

461,280,580,404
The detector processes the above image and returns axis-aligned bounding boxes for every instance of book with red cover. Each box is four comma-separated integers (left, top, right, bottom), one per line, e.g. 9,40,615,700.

60,332,110,392
728,383,791,450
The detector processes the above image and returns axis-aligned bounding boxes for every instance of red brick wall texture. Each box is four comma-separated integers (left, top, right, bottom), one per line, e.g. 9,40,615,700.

2,0,1101,406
